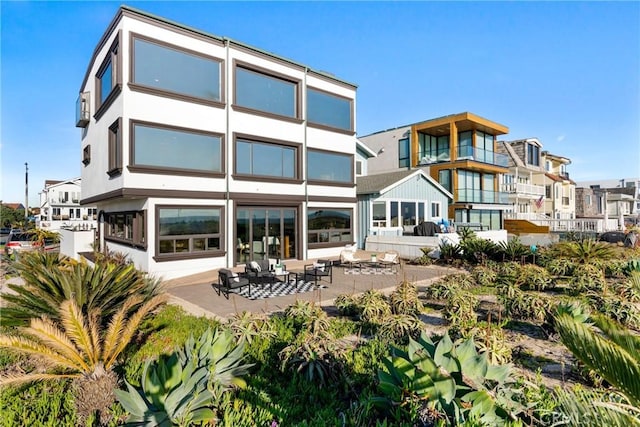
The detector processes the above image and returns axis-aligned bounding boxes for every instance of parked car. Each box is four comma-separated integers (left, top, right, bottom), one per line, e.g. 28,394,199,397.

4,231,40,255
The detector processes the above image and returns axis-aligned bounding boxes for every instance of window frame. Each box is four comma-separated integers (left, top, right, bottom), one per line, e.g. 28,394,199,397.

128,119,225,178
431,201,442,219
232,133,302,183
128,33,225,108
398,137,410,168
94,32,122,121
307,148,354,187
527,143,540,166
155,205,225,261
107,118,123,177
104,210,146,249
232,61,303,123
82,145,91,166
307,208,354,249
306,86,354,134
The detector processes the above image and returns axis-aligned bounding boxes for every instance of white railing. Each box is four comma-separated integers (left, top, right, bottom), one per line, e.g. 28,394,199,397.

504,212,550,221
501,183,545,197
529,218,621,232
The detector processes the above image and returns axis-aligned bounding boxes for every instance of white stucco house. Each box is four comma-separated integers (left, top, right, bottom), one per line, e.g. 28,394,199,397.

77,6,359,280
37,178,97,231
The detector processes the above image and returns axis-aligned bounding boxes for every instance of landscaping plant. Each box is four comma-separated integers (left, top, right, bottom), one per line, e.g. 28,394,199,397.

389,280,423,316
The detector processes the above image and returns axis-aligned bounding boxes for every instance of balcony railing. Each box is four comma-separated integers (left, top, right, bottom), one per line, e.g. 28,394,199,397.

457,146,509,167
455,188,510,204
501,182,545,197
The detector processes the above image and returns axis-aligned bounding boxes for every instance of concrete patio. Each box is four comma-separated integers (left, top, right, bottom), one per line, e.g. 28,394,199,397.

164,256,459,320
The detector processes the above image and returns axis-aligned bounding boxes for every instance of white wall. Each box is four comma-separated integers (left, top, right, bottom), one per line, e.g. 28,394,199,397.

59,228,95,260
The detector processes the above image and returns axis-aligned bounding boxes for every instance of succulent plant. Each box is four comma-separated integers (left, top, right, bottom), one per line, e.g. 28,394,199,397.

389,280,423,316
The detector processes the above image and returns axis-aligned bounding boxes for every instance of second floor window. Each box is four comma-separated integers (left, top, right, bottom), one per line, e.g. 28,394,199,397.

307,87,352,131
307,149,352,184
527,143,540,166
398,138,410,168
235,66,297,118
108,118,122,176
236,138,296,179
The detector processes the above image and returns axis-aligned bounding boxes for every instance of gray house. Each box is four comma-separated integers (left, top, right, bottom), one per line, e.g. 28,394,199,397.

356,169,453,248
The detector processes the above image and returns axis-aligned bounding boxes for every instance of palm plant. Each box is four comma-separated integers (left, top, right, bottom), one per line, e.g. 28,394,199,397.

554,306,640,425
0,294,167,423
555,239,616,264
1,252,163,327
498,236,530,262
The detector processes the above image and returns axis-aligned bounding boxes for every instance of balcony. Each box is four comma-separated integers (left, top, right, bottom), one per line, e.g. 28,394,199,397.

418,148,451,165
457,146,509,167
455,188,510,204
501,182,545,197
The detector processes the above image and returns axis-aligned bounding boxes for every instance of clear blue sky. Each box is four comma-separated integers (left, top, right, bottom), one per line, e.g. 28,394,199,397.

2,1,639,207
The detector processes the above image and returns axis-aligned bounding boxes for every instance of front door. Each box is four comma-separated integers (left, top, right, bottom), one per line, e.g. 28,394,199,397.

236,207,297,264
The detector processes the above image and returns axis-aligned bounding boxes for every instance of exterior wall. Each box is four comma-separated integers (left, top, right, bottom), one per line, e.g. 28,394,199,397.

59,228,95,260
38,180,97,231
576,187,598,217
358,127,411,175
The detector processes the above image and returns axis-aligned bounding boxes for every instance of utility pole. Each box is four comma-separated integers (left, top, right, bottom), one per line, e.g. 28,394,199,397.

24,162,28,220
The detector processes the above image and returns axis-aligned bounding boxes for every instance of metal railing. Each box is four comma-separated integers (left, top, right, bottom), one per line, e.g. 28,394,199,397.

455,188,510,204
457,146,509,167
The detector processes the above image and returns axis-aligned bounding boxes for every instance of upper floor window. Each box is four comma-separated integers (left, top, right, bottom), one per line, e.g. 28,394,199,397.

307,149,352,184
355,160,363,176
438,169,452,193
235,65,297,118
458,131,472,157
307,87,352,131
131,121,223,175
108,118,122,177
236,138,297,179
398,138,410,168
420,133,450,163
527,143,540,166
95,34,121,118
545,160,552,172
131,35,222,104
157,206,222,257
82,145,91,166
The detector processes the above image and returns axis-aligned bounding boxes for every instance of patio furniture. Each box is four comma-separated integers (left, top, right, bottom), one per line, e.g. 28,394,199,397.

339,250,361,271
245,259,276,292
303,259,333,287
216,269,251,299
379,250,400,272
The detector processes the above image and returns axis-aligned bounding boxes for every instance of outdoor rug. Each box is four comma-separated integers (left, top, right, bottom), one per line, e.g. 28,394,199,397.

231,279,327,300
343,267,396,275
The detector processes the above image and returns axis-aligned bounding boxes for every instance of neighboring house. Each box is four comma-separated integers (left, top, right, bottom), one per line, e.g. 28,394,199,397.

497,138,547,220
356,169,453,248
534,152,575,219
355,139,377,178
37,178,98,231
77,6,358,280
576,178,640,215
2,203,25,211
576,186,637,221
360,112,511,230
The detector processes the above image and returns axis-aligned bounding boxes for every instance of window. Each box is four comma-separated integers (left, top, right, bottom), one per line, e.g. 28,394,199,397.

431,202,441,218
545,160,552,172
439,169,452,193
108,118,122,176
157,207,222,256
105,211,146,247
95,36,121,117
458,131,473,158
372,201,386,227
235,65,297,118
527,143,540,166
236,138,296,179
82,145,91,166
131,35,222,103
474,131,494,163
307,209,352,247
401,202,417,226
545,185,552,198
307,150,352,184
419,133,450,163
398,138,410,168
52,208,61,220
355,160,363,176
307,87,352,131
585,194,592,206
131,121,222,174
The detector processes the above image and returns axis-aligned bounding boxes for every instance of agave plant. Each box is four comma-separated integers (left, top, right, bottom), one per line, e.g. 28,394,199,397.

227,311,275,345
334,293,360,317
358,289,391,323
570,263,607,295
514,264,553,291
284,300,331,336
279,330,342,386
1,252,163,327
0,294,167,424
497,284,551,323
611,271,640,303
373,332,525,425
554,306,640,425
443,290,479,334
377,313,423,344
389,280,423,316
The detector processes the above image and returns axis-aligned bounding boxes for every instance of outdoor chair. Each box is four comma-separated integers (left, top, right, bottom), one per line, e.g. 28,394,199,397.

379,250,400,272
245,259,276,292
216,268,251,299
339,250,361,270
303,259,333,286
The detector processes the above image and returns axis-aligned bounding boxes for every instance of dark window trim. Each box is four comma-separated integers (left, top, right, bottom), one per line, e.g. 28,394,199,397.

128,32,225,107
82,145,91,166
154,204,225,261
94,31,122,122
104,210,147,250
307,147,354,185
107,118,123,177
232,59,302,121
307,207,354,249
306,85,354,132
129,119,225,175
233,132,302,182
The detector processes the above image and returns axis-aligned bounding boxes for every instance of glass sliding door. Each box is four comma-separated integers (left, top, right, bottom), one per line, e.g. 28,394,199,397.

236,207,297,264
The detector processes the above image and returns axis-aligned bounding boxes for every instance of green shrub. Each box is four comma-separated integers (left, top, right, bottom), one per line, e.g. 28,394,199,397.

377,313,423,344
515,264,553,291
358,290,391,323
472,265,498,287
443,290,479,335
334,293,360,317
569,263,607,295
587,294,640,329
389,280,423,316
498,237,531,262
498,284,552,322
467,322,512,364
0,380,77,427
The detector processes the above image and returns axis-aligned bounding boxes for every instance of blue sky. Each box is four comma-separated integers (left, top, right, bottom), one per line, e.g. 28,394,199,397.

1,1,639,207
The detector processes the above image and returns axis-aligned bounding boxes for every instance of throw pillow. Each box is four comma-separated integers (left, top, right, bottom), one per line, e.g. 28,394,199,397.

313,262,325,272
250,261,261,272
383,253,397,263
230,272,240,283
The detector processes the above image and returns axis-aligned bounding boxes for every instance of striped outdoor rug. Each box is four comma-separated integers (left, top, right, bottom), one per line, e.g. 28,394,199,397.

231,279,327,300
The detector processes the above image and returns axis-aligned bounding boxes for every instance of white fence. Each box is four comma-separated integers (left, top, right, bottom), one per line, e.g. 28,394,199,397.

529,218,620,233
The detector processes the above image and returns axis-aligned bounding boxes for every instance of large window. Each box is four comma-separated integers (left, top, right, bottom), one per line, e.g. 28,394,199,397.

438,169,452,193
105,211,146,248
131,36,222,103
474,131,494,163
235,66,297,118
458,131,472,158
307,209,352,247
131,121,222,174
398,138,410,168
307,87,352,131
236,138,296,179
95,36,121,118
307,150,352,184
527,143,540,166
372,201,386,227
419,133,450,164
108,118,122,176
157,207,222,256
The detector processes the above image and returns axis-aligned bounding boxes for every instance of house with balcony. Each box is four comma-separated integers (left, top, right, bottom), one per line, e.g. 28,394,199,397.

535,152,575,220
76,6,358,280
37,178,97,231
361,112,511,230
497,138,547,220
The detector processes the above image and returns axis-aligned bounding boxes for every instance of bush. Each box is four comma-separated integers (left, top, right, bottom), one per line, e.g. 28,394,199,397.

472,265,498,287
0,380,77,426
515,264,553,291
569,263,607,295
